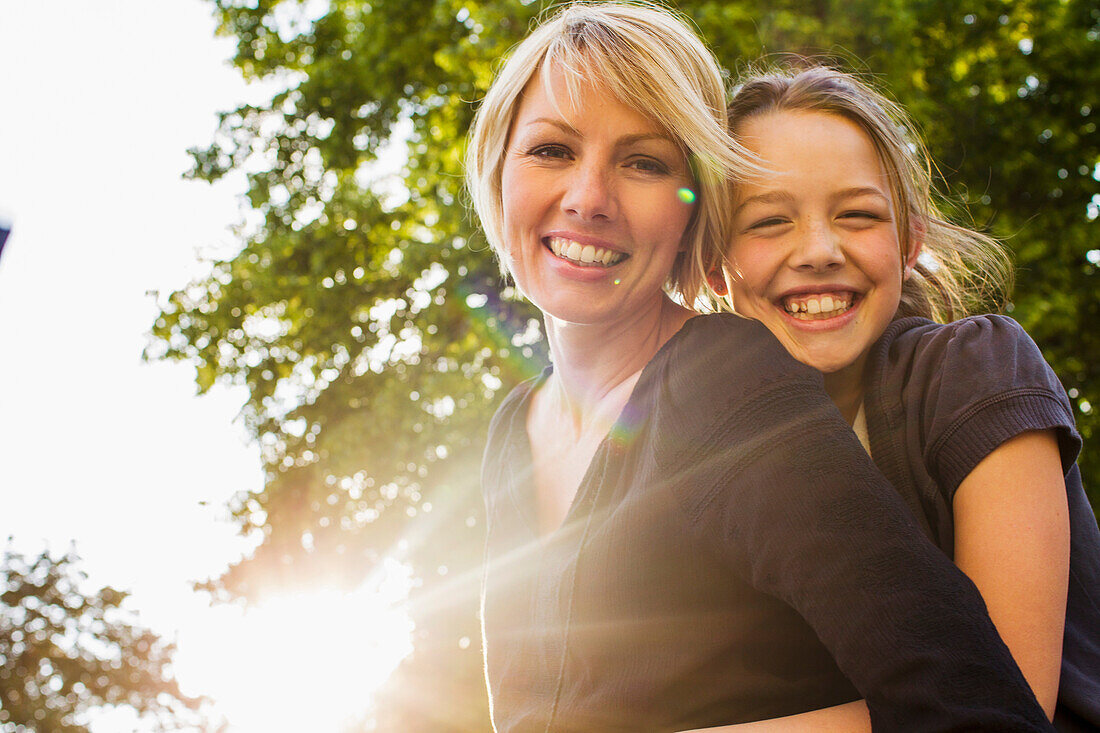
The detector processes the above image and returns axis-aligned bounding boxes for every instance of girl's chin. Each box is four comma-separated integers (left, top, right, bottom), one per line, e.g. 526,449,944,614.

782,342,860,376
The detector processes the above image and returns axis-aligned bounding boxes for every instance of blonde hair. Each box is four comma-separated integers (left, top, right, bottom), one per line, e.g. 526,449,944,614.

465,1,756,305
725,64,1013,322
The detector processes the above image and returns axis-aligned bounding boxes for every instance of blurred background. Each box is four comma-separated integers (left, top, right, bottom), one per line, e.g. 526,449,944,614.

0,0,1096,730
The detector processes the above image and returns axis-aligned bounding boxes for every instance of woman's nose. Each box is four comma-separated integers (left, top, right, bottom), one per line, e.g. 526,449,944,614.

561,162,617,221
790,223,844,271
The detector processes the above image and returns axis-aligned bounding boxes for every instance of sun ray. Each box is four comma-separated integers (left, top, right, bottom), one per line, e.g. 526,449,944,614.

173,558,414,732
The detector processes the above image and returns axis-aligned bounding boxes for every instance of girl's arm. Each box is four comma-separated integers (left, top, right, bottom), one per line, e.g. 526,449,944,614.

953,429,1070,719
678,701,870,732
677,431,1070,733
663,316,1052,731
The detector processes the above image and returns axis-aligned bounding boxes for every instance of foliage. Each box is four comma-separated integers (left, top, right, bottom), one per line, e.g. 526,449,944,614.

0,546,205,733
148,0,1098,729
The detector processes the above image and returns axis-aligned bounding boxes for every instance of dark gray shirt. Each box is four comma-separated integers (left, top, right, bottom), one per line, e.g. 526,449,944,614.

481,314,1053,732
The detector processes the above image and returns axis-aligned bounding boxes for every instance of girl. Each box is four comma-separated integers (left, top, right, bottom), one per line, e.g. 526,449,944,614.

715,65,1100,731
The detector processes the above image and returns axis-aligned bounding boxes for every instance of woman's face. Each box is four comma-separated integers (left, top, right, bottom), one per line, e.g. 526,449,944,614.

726,110,915,390
499,65,696,326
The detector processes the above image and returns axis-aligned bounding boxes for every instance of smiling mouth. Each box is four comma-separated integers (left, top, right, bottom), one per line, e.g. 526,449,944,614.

781,292,857,320
546,236,627,267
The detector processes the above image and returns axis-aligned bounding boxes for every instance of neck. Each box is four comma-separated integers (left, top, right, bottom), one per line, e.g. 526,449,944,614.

543,295,694,435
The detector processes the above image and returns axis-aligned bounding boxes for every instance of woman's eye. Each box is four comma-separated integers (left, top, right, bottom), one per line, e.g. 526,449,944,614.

627,157,670,174
529,144,571,160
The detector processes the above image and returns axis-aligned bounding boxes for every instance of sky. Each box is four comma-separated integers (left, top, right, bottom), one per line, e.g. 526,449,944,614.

0,1,411,730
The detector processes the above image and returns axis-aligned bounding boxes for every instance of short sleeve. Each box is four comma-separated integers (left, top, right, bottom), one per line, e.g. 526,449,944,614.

910,315,1081,498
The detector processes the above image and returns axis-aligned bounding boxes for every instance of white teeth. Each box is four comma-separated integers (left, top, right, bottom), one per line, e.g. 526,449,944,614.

547,236,625,267
783,293,853,319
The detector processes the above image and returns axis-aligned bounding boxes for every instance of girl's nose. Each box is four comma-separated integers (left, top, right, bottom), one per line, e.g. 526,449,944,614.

790,223,844,271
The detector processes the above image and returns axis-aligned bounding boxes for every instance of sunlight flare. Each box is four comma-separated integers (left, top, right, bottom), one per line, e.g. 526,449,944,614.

174,558,414,732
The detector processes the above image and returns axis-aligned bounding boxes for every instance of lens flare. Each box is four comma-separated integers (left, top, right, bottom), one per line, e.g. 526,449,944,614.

677,188,696,204
173,559,414,732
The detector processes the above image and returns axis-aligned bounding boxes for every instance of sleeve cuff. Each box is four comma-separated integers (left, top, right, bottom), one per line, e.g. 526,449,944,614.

933,389,1081,499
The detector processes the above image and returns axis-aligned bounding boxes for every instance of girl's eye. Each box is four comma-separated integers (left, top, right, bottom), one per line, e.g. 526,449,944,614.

746,216,789,231
839,210,887,223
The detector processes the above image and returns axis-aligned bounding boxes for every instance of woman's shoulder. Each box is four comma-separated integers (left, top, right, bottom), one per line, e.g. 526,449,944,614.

676,311,785,344
656,312,828,413
487,368,549,433
663,313,815,391
481,367,550,496
648,313,830,469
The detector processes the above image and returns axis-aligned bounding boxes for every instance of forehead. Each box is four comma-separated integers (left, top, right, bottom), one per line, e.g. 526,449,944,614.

510,62,676,143
737,110,889,193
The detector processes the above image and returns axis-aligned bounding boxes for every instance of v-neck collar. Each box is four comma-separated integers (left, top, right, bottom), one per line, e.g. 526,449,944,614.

501,318,696,540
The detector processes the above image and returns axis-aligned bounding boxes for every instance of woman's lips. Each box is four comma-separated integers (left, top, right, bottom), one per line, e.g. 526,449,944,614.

545,236,627,267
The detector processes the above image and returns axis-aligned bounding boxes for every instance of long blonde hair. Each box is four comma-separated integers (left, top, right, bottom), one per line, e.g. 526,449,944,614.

726,64,1013,322
465,1,756,305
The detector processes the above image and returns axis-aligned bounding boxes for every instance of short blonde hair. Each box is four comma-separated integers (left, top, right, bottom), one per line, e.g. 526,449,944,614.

465,1,755,305
726,64,1013,322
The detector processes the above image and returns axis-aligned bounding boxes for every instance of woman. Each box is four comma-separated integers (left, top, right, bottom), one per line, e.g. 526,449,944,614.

469,3,1054,731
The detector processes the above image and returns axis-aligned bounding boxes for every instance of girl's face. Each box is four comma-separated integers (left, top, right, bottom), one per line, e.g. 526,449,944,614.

726,110,917,393
499,64,695,327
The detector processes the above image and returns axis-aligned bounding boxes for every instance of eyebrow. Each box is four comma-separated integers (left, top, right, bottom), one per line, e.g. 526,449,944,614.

523,118,677,148
733,190,794,214
527,117,581,137
734,186,890,214
831,186,891,202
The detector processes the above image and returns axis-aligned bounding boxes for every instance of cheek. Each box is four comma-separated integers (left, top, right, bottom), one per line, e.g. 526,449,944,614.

500,160,542,227
670,215,691,254
641,191,694,255
500,169,522,235
726,272,772,318
858,232,905,276
731,286,770,317
727,243,775,295
868,255,906,296
498,184,531,271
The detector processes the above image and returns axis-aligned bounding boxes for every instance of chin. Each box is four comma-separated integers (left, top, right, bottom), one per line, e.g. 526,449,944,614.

533,298,612,326
789,349,855,376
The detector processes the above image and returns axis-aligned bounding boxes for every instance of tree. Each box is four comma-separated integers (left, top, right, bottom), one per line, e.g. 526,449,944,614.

148,0,1098,729
0,545,206,732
